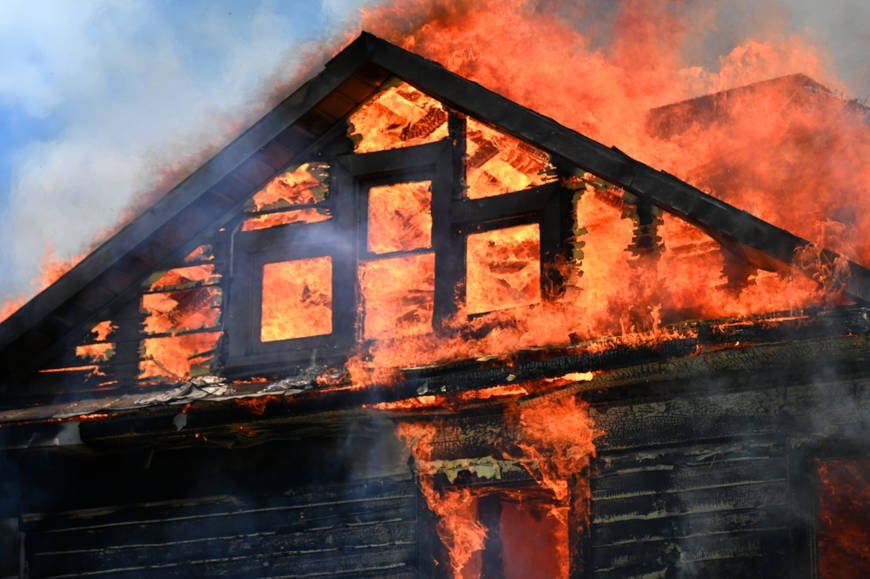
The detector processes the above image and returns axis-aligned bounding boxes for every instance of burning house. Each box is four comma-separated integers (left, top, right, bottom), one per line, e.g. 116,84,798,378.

1,32,869,577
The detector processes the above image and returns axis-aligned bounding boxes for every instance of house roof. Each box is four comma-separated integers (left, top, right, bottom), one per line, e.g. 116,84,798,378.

647,73,870,139
1,32,869,373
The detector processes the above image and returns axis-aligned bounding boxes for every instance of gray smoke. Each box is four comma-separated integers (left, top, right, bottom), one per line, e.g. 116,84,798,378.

0,0,384,304
0,0,866,307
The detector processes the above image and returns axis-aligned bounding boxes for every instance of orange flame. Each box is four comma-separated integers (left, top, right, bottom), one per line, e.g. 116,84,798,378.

395,390,599,578
249,162,330,211
241,208,331,232
466,223,541,314
350,82,448,153
261,257,333,342
0,246,85,323
466,118,554,199
817,459,870,578
139,331,221,381
397,422,489,577
367,181,433,254
360,253,435,339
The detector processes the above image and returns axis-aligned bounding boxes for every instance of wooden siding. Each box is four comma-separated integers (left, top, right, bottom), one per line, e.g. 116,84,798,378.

589,438,790,577
22,477,419,578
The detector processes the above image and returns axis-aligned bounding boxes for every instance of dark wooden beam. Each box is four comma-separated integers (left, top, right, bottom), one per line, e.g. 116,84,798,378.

361,33,870,303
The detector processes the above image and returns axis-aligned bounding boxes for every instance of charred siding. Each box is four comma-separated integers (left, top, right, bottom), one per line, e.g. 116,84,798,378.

22,478,419,578
589,438,789,577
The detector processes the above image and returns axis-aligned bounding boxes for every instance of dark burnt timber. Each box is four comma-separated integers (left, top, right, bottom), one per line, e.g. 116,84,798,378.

1,305,867,447
2,308,869,577
2,32,870,386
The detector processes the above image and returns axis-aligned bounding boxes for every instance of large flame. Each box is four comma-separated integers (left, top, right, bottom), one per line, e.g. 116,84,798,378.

340,0,863,381
261,257,333,342
395,390,598,578
359,0,868,265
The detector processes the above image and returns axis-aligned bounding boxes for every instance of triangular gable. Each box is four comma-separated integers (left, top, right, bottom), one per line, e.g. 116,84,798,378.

2,32,868,389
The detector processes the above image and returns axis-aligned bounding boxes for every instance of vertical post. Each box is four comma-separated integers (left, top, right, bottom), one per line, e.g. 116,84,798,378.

569,465,593,579
111,297,144,390
433,113,467,329
479,493,503,578
542,159,582,301
624,193,663,259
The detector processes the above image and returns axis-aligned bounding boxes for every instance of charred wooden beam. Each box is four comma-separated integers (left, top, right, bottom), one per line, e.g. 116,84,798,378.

361,33,870,303
0,34,384,380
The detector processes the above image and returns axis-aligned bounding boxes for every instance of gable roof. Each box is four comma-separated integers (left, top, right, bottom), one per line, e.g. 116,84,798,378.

2,32,869,372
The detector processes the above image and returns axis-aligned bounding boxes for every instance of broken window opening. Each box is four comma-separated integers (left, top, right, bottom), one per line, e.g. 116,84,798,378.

241,208,332,232
141,286,222,336
348,80,448,153
183,244,215,263
75,343,115,363
247,162,330,213
138,331,222,382
146,265,221,293
359,253,436,340
260,257,333,342
367,181,433,255
466,223,542,314
41,320,118,378
466,118,555,199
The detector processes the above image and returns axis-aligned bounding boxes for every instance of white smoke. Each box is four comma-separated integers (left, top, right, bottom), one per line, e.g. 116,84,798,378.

0,0,866,306
0,0,382,302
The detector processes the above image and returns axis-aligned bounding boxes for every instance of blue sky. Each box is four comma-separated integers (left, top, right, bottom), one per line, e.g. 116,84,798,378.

0,0,383,302
0,0,867,306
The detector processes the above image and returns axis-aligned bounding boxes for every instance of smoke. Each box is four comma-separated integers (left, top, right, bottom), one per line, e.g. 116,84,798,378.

0,0,867,310
0,0,384,304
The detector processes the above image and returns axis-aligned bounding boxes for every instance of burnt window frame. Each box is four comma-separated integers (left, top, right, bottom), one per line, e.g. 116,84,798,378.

226,218,357,374
451,179,575,310
224,114,576,375
224,141,453,374
335,140,454,340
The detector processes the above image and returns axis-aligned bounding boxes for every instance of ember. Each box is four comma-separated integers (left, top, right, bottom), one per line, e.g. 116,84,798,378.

817,459,870,578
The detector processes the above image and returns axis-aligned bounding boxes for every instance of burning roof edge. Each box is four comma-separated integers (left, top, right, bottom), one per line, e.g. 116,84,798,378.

1,32,869,368
647,73,870,138
2,305,869,446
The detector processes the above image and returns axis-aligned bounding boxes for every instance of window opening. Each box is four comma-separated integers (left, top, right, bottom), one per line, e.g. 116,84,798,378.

248,162,329,211
243,162,331,232
361,177,436,339
367,181,433,254
241,208,331,232
139,331,222,382
261,257,333,342
359,253,435,339
348,81,448,153
466,118,555,199
466,223,542,314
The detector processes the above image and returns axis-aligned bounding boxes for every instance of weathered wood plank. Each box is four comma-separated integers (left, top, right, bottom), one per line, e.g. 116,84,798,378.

591,480,787,523
593,456,786,500
590,529,784,576
591,506,790,547
29,519,416,576
27,496,414,555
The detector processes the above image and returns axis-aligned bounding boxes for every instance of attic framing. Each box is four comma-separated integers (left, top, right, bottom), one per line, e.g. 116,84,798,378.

2,32,869,395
